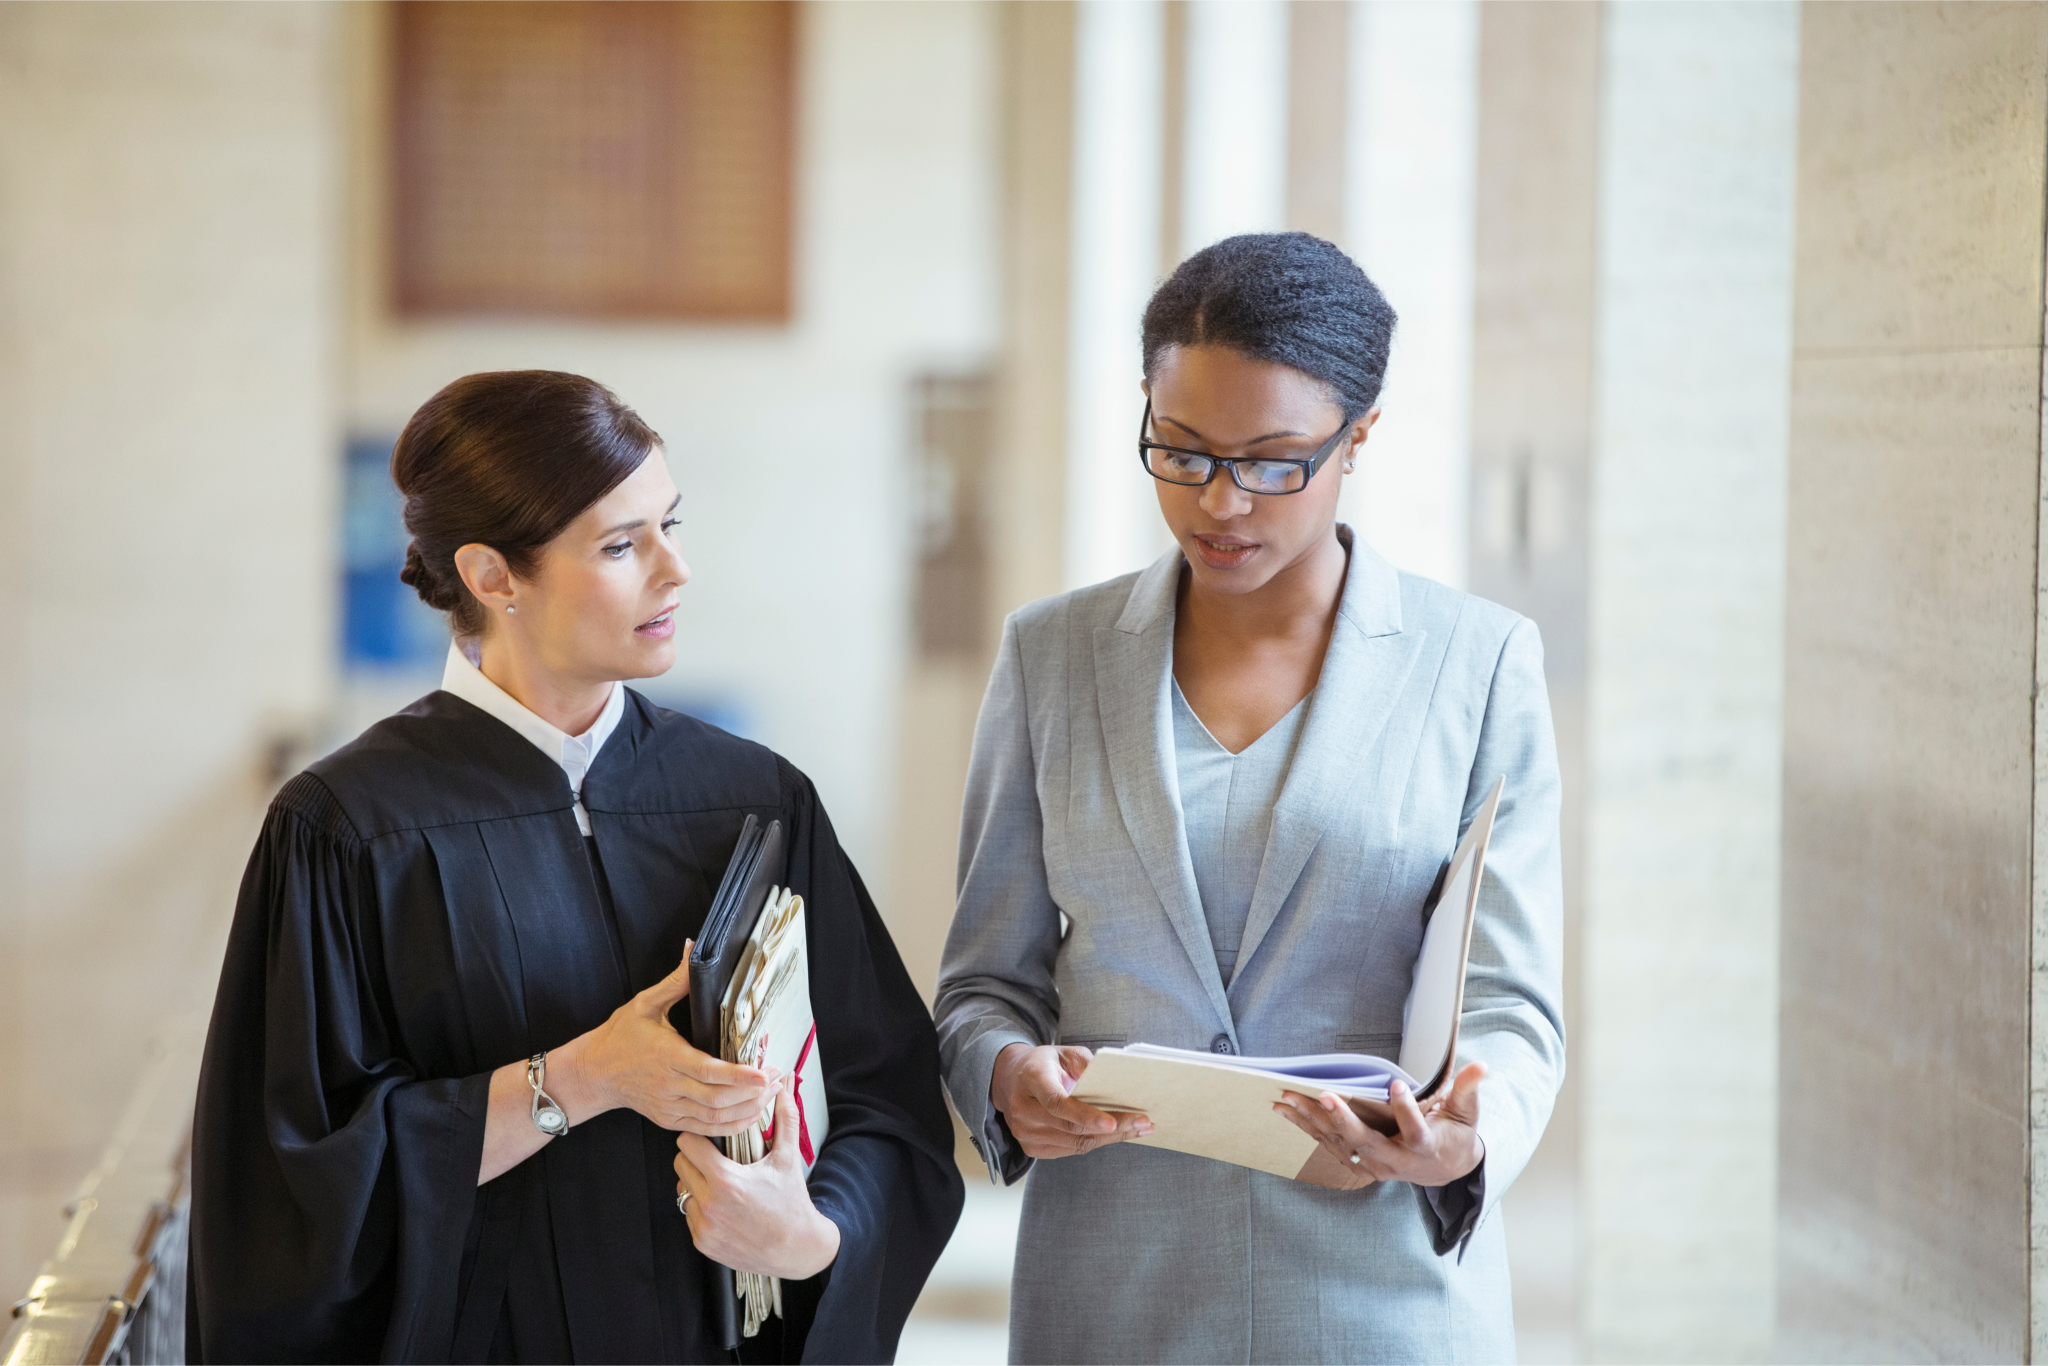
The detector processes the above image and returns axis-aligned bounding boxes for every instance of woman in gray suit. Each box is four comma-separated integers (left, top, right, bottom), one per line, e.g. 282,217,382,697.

935,232,1564,1364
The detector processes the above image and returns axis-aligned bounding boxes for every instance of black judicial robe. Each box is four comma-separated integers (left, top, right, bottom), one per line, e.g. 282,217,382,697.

187,689,964,1364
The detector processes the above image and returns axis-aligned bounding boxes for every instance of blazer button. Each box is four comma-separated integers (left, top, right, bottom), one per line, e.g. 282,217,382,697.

1211,1034,1234,1055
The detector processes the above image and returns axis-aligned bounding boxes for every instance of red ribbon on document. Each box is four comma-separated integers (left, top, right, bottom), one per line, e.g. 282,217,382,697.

762,1023,819,1165
789,1024,818,1164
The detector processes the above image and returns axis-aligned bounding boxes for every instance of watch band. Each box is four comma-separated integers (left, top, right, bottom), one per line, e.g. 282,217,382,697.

528,1051,569,1136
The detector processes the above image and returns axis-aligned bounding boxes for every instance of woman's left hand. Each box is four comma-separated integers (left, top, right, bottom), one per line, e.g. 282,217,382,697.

675,1081,842,1280
1275,1062,1487,1188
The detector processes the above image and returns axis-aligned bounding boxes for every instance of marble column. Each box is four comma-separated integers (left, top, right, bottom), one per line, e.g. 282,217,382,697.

1063,0,1165,590
1339,0,1479,589
1580,4,1800,1359
1466,3,1600,1358
1178,0,1288,255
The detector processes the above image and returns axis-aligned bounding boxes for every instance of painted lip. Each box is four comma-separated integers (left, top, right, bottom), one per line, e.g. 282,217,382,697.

635,605,677,639
1190,533,1260,569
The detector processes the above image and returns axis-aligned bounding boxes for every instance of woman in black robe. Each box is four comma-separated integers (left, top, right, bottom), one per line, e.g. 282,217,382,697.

188,371,963,1364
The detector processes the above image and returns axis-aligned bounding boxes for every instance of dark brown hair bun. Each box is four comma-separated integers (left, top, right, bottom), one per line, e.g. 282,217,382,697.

399,540,464,613
390,371,661,637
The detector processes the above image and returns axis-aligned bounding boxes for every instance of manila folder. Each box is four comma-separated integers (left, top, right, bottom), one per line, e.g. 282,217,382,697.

1070,1049,1380,1189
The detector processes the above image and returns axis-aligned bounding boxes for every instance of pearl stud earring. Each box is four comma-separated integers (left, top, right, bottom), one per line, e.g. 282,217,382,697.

507,605,516,615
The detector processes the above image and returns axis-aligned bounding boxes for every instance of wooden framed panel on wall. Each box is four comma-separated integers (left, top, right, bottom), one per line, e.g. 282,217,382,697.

391,0,795,321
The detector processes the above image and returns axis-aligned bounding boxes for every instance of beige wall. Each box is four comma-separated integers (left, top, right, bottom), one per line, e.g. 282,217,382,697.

1779,5,2048,1359
339,1,1001,895
0,1,339,1297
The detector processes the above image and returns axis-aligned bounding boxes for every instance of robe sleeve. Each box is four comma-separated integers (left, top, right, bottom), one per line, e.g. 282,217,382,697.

188,774,490,1364
774,764,966,1366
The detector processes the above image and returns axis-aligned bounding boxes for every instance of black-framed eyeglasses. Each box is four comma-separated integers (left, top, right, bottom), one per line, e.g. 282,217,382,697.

1136,398,1348,495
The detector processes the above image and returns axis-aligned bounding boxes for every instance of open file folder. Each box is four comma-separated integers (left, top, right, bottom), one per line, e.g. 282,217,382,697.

1069,776,1505,1190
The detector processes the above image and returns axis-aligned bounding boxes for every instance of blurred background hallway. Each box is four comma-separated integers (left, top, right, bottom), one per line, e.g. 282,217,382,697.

3,2,2047,1360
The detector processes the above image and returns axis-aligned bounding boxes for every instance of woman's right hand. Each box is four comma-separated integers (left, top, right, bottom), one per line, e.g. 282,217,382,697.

553,943,776,1136
990,1042,1151,1158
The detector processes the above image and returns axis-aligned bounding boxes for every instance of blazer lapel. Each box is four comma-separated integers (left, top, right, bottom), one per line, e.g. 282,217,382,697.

1233,530,1426,982
1094,553,1235,1035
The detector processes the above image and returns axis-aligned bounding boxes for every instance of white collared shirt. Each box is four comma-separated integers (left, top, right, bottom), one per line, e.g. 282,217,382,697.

440,641,626,836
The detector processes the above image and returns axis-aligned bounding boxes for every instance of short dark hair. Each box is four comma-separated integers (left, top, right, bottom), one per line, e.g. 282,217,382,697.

393,370,661,637
1141,232,1397,421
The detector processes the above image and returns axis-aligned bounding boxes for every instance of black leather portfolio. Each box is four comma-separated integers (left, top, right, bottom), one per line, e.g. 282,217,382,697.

686,812,787,1351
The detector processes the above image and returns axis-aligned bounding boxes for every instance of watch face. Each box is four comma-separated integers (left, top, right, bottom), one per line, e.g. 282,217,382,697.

538,1108,566,1134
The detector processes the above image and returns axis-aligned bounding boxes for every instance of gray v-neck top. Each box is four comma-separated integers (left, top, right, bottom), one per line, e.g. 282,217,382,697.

1170,677,1311,984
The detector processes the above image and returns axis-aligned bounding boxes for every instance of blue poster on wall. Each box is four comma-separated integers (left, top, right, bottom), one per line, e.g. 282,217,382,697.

342,435,449,672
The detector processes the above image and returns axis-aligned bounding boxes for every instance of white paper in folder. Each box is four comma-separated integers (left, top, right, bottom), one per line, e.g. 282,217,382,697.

719,885,829,1336
1069,776,1504,1187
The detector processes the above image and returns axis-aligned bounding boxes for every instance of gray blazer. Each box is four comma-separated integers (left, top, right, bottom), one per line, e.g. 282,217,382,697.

935,528,1565,1364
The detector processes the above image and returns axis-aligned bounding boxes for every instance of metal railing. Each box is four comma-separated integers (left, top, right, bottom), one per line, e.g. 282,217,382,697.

4,1010,205,1366
2,732,305,1366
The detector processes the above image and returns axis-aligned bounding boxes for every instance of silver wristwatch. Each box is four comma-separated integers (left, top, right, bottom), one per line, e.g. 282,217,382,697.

528,1052,569,1136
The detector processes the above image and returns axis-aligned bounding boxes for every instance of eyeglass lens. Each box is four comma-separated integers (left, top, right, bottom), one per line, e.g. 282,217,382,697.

1143,447,1309,494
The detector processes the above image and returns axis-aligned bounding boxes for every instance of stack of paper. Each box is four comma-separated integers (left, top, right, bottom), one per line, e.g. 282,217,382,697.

719,885,829,1337
1070,776,1504,1190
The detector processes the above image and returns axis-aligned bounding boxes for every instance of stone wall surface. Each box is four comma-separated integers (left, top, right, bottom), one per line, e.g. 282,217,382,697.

1779,4,2048,1361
